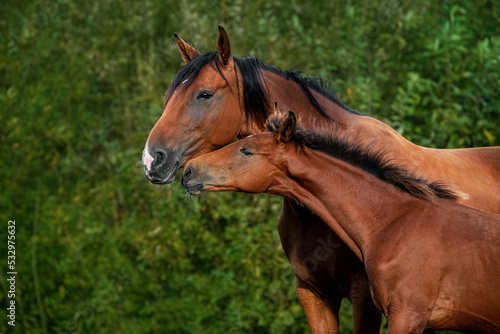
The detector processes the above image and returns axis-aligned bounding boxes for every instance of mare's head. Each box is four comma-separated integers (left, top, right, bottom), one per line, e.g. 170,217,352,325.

181,112,297,195
143,26,268,184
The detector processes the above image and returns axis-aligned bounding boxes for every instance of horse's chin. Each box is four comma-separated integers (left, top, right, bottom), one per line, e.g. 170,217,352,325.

184,184,204,196
203,185,235,192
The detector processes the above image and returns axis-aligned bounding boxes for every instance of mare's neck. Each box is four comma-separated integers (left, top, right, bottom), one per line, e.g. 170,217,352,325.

257,71,419,156
268,146,423,261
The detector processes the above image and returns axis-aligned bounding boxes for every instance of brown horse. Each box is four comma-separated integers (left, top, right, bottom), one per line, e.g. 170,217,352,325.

143,27,500,333
181,111,500,333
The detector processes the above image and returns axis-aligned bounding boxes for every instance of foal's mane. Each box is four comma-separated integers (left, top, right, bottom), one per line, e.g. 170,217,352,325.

266,114,459,201
164,51,363,128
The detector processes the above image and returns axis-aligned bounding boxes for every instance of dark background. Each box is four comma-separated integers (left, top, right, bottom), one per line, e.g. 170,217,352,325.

1,0,499,333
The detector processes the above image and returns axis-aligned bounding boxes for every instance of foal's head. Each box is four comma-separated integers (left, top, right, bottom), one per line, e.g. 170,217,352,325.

181,112,297,195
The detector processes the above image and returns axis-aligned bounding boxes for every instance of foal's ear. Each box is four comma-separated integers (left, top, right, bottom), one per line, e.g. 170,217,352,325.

175,33,201,64
216,26,234,69
278,112,297,144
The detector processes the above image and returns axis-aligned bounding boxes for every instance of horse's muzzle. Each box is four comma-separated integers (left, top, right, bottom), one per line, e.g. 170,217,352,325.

181,166,204,195
143,146,182,184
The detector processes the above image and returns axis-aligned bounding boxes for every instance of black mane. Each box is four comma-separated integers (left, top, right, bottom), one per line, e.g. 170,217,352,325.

164,51,363,128
266,114,459,201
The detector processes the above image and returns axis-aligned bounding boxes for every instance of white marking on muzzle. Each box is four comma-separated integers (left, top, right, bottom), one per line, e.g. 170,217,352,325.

142,143,154,171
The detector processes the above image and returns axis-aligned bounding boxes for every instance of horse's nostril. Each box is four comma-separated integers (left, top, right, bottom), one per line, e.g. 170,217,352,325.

183,166,193,181
181,167,194,189
154,149,167,166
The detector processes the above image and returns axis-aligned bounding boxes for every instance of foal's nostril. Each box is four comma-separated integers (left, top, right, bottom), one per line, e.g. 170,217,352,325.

154,149,167,167
181,167,195,189
183,166,193,181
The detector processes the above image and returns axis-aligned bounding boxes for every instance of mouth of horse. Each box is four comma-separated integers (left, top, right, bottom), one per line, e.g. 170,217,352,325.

145,161,180,185
184,183,204,196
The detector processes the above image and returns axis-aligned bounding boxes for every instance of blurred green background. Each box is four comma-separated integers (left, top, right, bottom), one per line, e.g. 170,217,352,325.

1,0,499,333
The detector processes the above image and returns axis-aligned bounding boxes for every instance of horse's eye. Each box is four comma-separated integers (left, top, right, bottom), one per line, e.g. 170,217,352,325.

197,92,213,100
240,147,253,157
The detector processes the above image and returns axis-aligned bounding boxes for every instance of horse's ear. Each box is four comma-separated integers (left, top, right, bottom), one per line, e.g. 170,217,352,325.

175,33,201,64
278,112,297,144
216,26,234,68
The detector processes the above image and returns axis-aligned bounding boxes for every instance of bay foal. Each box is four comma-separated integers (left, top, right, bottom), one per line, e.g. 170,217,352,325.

182,112,500,333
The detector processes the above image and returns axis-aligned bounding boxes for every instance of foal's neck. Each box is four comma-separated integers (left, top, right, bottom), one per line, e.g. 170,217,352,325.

270,146,425,261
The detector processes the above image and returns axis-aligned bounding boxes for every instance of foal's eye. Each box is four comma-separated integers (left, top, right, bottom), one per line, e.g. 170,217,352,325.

240,147,253,157
197,91,213,100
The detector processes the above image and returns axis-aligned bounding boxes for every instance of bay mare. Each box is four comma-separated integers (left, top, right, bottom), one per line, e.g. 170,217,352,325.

181,111,500,333
143,26,500,333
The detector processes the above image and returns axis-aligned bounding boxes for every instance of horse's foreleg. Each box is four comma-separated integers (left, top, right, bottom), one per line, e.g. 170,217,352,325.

349,271,381,334
296,278,341,334
351,297,382,334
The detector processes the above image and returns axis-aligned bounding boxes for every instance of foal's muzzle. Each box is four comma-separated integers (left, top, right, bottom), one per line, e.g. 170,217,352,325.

143,146,182,184
181,166,204,195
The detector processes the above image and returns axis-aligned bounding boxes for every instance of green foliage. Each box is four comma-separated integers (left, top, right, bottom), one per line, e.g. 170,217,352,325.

0,0,498,333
